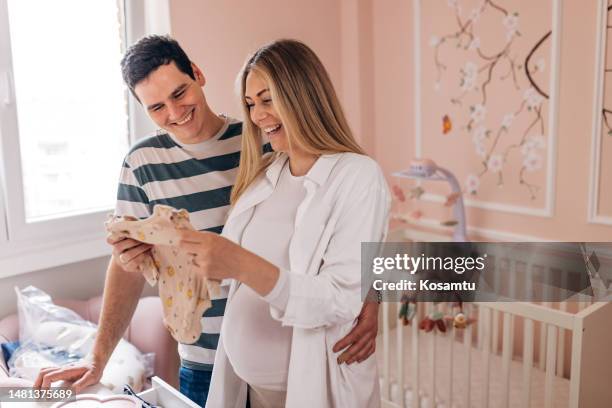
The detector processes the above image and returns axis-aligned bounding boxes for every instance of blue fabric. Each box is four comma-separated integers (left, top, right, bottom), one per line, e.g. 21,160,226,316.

1,341,20,366
179,365,212,407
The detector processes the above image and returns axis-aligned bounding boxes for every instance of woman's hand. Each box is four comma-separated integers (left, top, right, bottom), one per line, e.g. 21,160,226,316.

178,230,280,296
178,230,241,281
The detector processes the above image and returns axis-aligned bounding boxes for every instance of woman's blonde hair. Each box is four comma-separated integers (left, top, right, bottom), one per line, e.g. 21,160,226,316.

230,39,365,205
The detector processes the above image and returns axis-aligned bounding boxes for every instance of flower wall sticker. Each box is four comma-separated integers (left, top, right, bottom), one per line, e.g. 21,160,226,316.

428,0,552,200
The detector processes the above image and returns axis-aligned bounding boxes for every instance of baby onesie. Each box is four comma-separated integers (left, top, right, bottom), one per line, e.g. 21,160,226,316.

105,204,220,344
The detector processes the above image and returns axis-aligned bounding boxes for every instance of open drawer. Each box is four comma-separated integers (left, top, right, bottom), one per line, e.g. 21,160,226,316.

138,376,199,408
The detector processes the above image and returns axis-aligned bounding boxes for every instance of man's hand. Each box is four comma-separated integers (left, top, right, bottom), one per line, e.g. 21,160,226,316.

33,359,104,393
107,234,152,273
333,301,380,365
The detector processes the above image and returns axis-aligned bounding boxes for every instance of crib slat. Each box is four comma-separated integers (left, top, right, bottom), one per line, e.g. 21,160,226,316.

492,309,500,355
523,318,534,408
383,301,390,399
464,304,472,408
397,312,405,408
478,304,484,350
412,310,420,408
540,267,552,372
539,318,547,370
557,302,567,377
501,312,513,408
430,303,437,408
554,269,568,379
492,257,502,354
508,257,517,300
482,307,491,408
544,325,558,408
525,261,534,307
448,311,454,408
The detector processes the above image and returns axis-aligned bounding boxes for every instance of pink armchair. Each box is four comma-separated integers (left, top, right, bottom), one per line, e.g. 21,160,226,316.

0,295,179,388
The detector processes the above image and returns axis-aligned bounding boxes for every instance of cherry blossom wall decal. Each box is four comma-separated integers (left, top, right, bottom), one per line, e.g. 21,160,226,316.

429,0,552,200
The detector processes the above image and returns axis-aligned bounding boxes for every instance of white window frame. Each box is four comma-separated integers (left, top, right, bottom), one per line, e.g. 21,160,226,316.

0,0,169,278
0,159,8,246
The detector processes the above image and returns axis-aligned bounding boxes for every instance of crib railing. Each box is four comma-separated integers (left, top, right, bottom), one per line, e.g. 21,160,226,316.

477,301,573,408
379,299,612,408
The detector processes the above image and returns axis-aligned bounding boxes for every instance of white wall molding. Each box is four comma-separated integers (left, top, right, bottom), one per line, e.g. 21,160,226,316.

588,0,612,226
396,215,554,242
413,0,422,159
421,192,555,217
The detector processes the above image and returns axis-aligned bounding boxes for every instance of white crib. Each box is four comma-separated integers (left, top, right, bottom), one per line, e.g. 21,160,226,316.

377,233,612,407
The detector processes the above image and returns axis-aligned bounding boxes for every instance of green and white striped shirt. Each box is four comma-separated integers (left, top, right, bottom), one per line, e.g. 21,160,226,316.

115,116,242,370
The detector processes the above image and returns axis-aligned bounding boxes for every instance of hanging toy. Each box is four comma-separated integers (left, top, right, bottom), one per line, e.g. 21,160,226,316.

453,312,468,329
398,295,417,326
391,185,406,202
443,301,476,329
419,316,433,332
409,186,425,200
420,310,446,333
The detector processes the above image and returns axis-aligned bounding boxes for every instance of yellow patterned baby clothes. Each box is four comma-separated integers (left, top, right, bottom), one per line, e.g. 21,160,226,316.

106,204,220,344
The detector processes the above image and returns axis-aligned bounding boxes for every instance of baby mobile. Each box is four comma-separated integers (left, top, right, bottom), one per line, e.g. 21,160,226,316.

392,176,477,332
398,296,476,333
390,183,461,228
391,160,476,331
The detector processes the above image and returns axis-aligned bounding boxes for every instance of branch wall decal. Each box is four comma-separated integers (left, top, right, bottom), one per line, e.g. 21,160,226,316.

427,0,552,200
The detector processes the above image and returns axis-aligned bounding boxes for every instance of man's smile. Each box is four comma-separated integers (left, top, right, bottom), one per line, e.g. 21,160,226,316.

172,107,195,126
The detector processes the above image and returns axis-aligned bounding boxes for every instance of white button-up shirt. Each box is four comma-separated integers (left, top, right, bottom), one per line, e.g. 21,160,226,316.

206,152,390,408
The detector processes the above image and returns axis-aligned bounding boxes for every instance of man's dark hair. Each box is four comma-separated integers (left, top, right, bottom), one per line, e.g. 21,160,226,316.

120,35,195,99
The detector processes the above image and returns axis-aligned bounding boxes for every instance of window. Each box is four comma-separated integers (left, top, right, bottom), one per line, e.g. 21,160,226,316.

0,0,165,276
7,0,129,221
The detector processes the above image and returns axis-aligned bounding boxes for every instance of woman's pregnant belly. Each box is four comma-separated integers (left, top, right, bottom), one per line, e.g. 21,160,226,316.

222,283,293,391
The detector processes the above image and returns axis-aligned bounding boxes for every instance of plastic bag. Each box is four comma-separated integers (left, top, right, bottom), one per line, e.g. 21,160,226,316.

16,286,95,343
8,286,154,392
9,286,94,378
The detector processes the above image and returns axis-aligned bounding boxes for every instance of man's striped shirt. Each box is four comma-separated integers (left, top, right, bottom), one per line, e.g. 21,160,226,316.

114,116,241,371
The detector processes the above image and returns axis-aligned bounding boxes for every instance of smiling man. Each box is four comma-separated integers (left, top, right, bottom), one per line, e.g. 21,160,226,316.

34,35,379,407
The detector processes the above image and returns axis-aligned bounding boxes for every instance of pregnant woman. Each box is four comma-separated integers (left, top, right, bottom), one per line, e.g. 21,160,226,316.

179,39,389,408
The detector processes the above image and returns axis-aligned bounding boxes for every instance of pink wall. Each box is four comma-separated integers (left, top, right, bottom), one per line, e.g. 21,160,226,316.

170,1,611,242
371,0,612,241
169,1,342,128
169,0,377,152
